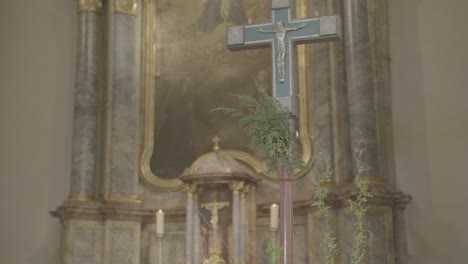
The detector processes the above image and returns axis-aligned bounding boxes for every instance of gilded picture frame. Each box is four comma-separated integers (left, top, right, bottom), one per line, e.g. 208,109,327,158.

140,0,312,190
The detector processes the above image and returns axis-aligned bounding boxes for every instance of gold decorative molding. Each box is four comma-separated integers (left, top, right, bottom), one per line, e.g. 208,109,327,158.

77,0,102,13
355,176,385,185
106,195,142,203
115,0,138,16
140,0,313,190
69,193,94,201
139,0,185,191
320,180,337,188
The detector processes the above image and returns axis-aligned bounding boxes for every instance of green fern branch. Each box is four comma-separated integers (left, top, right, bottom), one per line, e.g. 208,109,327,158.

211,81,304,174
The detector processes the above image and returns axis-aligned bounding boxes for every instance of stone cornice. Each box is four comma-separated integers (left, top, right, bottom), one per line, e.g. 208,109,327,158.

51,199,185,224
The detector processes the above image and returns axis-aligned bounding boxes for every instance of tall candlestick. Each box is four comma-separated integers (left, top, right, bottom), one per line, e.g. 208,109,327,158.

270,203,279,230
156,209,165,235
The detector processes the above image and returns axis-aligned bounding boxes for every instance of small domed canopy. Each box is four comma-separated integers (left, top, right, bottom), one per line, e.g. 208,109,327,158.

180,136,259,186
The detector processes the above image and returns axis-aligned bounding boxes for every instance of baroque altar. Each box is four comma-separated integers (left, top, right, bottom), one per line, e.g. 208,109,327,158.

52,0,411,264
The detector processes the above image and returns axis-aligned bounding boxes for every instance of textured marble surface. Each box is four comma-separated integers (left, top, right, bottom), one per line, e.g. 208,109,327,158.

343,0,380,179
61,219,104,264
150,222,186,264
109,13,140,197
73,227,96,263
105,220,141,264
366,0,395,184
71,12,100,197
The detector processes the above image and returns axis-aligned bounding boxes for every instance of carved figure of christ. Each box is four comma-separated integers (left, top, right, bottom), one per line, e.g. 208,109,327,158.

227,1,342,263
256,20,306,83
202,201,230,230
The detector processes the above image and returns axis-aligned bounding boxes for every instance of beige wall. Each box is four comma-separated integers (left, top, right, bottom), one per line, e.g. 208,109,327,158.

0,0,76,263
390,0,468,263
0,0,467,264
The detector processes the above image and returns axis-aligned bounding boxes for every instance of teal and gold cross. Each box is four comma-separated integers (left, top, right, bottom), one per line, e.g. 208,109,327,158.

227,0,341,115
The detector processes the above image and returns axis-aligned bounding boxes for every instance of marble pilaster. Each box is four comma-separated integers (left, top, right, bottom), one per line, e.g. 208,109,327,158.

70,0,102,200
343,0,380,180
105,0,141,201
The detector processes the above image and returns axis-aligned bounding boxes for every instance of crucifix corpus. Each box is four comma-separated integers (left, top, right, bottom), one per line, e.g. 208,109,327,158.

226,1,342,263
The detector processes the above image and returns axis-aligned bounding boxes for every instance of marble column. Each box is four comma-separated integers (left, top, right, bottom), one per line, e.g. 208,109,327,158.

230,181,244,264
326,0,352,184
70,0,102,201
309,0,334,182
193,190,201,264
185,184,197,264
343,0,380,180
104,0,141,202
239,185,250,264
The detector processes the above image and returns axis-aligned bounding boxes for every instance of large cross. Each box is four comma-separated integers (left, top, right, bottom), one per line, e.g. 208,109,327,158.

227,0,341,116
226,1,341,264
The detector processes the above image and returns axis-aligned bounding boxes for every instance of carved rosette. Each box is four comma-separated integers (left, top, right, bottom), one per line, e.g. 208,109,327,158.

115,0,138,16
77,0,102,13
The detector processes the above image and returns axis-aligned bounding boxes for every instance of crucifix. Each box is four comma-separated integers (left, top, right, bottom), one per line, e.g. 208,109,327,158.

226,1,342,263
202,200,230,258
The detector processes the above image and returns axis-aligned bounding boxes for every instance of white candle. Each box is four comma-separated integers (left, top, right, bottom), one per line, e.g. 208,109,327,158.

270,203,279,229
156,209,165,235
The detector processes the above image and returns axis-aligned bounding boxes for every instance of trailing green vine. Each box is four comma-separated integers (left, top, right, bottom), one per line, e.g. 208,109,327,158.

213,82,374,263
211,81,304,174
348,128,373,264
266,239,282,264
311,142,338,264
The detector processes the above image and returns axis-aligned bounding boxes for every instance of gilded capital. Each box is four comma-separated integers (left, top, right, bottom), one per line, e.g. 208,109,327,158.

115,0,138,16
185,184,198,197
229,181,244,195
77,0,102,13
240,185,250,198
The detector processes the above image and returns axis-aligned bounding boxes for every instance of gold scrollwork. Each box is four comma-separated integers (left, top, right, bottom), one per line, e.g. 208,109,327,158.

140,0,313,190
115,0,138,16
77,0,102,13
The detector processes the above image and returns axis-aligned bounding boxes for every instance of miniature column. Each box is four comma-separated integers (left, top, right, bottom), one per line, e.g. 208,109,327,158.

343,0,380,180
193,190,201,264
240,185,250,264
185,184,197,264
230,181,244,264
69,0,102,201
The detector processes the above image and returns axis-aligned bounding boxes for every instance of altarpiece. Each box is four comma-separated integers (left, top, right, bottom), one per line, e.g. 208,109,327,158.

53,0,411,263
